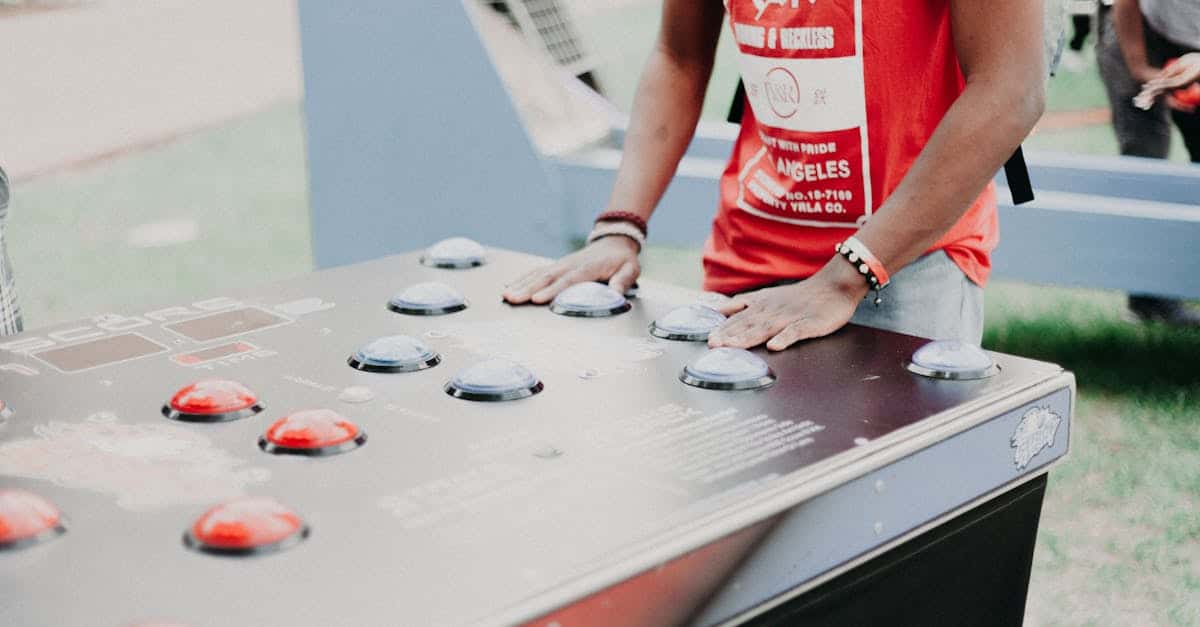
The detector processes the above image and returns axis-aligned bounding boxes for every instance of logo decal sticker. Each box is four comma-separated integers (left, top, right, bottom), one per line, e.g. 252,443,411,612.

1010,406,1062,470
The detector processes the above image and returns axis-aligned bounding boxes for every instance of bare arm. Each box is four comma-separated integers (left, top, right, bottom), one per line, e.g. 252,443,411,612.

711,0,1046,350
504,0,725,304
1114,0,1156,84
604,0,727,222
852,0,1046,278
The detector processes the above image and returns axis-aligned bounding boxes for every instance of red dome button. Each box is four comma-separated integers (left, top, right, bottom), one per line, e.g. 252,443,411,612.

163,380,263,423
259,409,366,456
184,497,307,556
0,489,66,550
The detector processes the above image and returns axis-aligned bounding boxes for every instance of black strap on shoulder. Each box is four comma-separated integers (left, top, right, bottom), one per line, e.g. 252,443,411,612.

1004,145,1035,205
728,79,746,124
728,80,1035,205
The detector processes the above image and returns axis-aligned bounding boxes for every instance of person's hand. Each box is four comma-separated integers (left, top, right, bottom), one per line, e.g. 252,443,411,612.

1147,53,1200,92
1155,54,1200,113
1134,55,1200,112
503,236,640,304
707,260,868,351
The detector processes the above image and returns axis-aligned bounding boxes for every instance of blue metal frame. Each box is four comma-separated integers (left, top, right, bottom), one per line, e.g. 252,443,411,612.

552,131,1200,299
297,1,570,269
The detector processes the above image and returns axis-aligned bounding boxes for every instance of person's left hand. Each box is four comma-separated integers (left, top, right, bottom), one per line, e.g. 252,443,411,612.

707,263,867,351
1147,53,1200,92
1135,54,1200,112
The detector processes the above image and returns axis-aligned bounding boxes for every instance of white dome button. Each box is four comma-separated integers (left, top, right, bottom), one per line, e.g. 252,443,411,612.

550,282,631,317
680,348,776,391
421,237,486,269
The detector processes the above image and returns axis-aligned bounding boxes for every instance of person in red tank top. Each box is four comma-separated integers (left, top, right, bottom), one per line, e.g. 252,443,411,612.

505,0,1045,349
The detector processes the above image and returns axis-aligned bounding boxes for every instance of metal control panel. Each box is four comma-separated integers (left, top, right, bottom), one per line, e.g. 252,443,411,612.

0,248,1072,626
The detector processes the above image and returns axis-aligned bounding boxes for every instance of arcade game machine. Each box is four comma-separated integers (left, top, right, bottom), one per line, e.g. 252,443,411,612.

2,3,1071,624
0,238,1071,625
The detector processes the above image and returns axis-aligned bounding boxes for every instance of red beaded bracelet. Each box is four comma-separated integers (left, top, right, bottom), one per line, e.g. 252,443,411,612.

595,211,649,236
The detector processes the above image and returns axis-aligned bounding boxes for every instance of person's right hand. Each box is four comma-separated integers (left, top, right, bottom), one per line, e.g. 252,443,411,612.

502,236,641,305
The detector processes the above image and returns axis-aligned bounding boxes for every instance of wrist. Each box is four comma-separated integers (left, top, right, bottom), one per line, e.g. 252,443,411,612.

586,221,644,253
592,233,640,255
1132,63,1159,84
824,235,894,305
595,211,649,237
818,255,871,300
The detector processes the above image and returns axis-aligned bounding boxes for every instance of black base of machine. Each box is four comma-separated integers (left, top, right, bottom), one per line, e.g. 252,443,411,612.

748,474,1047,627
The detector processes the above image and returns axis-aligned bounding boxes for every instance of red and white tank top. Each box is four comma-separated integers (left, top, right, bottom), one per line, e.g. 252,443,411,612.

703,0,999,294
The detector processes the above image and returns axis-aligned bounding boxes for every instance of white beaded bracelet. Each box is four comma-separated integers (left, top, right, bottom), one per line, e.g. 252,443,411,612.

586,220,646,251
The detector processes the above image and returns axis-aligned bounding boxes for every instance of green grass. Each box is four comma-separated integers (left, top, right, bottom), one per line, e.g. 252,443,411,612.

985,307,1200,396
8,103,312,327
1026,391,1199,625
1046,60,1112,112
1026,122,1192,162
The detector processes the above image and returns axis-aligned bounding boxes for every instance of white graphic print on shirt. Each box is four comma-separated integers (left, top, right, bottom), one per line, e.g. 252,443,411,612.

727,0,873,227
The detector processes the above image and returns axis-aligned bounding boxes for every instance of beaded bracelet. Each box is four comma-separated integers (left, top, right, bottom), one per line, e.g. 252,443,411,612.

595,211,649,237
834,236,890,306
587,220,646,251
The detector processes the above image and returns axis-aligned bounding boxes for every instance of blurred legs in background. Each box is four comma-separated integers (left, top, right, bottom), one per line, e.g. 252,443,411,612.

0,165,23,336
1096,6,1200,326
1060,3,1096,72
1070,13,1093,52
1097,9,1177,157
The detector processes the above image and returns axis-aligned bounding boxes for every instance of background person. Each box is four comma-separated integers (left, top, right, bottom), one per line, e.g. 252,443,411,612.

504,0,1045,349
1061,0,1099,72
1098,0,1200,325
